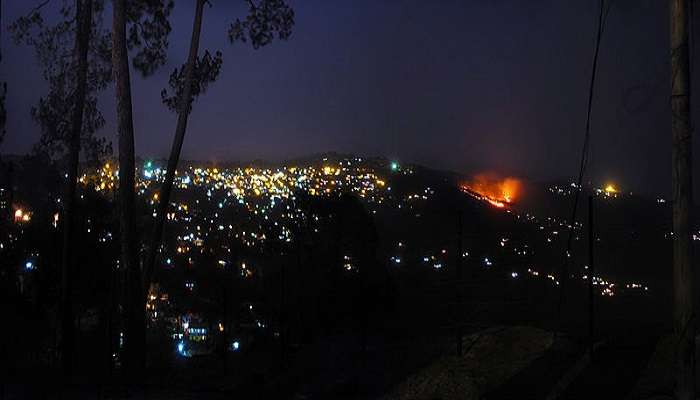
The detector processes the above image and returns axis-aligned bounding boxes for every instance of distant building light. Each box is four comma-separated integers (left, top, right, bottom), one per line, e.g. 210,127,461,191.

14,208,30,223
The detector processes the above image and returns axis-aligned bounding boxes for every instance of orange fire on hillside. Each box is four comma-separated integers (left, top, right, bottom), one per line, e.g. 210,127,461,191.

461,173,522,208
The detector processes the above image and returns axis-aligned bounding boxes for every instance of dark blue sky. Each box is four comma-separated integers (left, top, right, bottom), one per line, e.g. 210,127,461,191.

1,0,692,195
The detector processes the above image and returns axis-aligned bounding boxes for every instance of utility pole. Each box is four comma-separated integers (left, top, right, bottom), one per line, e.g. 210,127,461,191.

587,195,595,356
222,285,227,375
455,211,463,356
670,1,694,399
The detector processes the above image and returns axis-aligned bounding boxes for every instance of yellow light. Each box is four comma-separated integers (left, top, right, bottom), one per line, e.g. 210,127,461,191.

604,184,617,194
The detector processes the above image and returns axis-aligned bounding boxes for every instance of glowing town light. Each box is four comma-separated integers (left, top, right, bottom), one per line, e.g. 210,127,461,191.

14,209,24,223
177,342,184,354
604,184,617,194
390,161,399,171
25,261,34,270
232,341,240,351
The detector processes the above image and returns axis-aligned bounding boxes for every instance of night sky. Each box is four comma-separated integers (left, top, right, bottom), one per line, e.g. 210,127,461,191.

1,0,696,195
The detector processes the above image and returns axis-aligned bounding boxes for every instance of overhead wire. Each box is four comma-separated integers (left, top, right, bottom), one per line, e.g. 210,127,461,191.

557,0,611,326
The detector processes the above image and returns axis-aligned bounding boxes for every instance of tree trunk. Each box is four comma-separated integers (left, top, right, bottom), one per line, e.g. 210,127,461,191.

112,0,145,381
60,0,92,378
670,1,695,399
1,0,5,148
143,0,206,289
1,0,3,63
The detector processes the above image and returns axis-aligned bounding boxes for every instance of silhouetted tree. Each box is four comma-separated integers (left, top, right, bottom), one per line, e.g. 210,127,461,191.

11,0,112,376
11,1,112,163
0,81,5,149
144,0,294,290
60,0,91,377
111,0,172,380
0,0,5,147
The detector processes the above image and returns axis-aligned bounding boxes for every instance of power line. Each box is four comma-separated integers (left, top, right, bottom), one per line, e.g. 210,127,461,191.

558,0,609,326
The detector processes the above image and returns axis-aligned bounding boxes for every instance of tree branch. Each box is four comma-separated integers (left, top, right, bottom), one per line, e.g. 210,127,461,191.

26,0,52,18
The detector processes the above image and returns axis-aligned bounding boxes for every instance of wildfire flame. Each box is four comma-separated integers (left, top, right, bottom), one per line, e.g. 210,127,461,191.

461,173,522,208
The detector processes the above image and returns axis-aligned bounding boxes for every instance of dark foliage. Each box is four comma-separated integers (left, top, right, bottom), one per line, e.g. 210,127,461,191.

160,50,223,114
10,0,173,162
228,0,294,49
10,0,112,164
126,0,174,77
160,0,294,115
0,82,6,146
0,0,4,147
